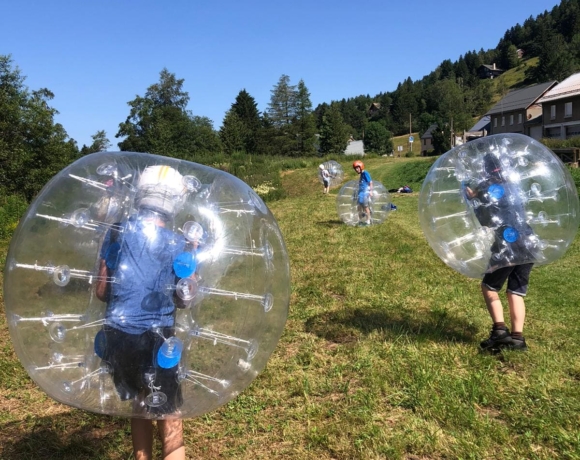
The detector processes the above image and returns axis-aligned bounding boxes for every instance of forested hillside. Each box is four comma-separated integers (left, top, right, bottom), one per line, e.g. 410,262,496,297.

1,0,580,204
320,0,580,143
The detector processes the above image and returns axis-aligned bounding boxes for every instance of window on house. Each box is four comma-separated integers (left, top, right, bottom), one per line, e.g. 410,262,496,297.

501,116,505,126
518,113,523,124
565,102,573,118
510,115,514,125
551,105,556,120
494,118,497,127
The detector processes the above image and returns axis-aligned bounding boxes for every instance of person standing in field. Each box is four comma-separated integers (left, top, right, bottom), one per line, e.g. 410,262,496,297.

353,160,372,225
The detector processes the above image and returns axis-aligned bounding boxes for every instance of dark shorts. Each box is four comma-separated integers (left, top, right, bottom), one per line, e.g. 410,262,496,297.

102,326,182,414
482,263,533,297
323,179,329,187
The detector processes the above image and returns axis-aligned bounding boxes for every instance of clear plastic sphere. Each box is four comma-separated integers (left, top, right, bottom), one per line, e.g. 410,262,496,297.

318,160,344,188
336,180,392,226
419,134,580,278
4,151,290,419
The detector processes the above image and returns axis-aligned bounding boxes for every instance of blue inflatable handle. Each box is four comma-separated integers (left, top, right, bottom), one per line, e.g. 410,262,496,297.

157,337,183,369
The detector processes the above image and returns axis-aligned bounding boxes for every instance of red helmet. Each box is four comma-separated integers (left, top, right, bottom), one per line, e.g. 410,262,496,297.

353,160,364,171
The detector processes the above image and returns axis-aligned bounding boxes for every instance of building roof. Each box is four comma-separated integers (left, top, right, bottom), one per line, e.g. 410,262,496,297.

421,123,437,139
344,140,365,155
486,81,557,115
480,64,504,72
468,115,490,132
537,72,580,103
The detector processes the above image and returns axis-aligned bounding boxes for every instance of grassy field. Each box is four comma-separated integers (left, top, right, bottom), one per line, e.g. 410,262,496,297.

391,134,420,157
2,156,580,459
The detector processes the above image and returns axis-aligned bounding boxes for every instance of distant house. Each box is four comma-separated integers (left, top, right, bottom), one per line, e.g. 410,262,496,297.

368,102,381,118
478,63,505,79
344,139,365,155
463,116,490,142
420,124,437,156
486,81,557,139
537,72,580,139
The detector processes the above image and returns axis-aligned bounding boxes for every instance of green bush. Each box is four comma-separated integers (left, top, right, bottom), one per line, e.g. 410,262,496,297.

568,166,580,196
0,194,28,240
387,158,437,190
541,138,580,149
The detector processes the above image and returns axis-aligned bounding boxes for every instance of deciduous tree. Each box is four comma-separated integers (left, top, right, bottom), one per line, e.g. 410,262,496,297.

0,55,77,200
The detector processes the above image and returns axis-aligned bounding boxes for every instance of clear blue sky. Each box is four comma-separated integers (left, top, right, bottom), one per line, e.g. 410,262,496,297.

1,0,560,148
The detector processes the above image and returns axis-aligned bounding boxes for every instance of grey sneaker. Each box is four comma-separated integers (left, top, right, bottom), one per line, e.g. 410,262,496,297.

480,327,513,350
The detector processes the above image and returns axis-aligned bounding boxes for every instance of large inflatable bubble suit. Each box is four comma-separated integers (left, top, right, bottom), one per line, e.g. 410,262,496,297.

3,151,290,419
419,134,580,278
336,180,392,226
318,160,344,188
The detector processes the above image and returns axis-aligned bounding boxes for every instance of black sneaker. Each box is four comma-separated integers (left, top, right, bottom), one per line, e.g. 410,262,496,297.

505,336,528,351
480,327,513,350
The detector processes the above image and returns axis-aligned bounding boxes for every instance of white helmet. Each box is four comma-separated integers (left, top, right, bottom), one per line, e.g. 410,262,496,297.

136,165,186,216
319,164,324,169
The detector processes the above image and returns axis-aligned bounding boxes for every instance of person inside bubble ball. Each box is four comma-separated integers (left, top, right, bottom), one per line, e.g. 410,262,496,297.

95,165,193,460
353,160,373,225
319,164,331,194
464,153,536,352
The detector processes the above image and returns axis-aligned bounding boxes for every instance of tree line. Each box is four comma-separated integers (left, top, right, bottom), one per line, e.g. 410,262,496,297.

1,0,580,201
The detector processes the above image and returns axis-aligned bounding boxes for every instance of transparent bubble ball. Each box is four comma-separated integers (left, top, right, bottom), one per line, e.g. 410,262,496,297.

4,151,290,419
318,160,344,188
336,180,392,226
419,134,580,278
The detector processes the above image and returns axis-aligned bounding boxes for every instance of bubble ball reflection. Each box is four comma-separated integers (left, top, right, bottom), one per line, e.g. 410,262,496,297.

318,160,344,188
336,180,392,226
4,151,290,419
419,133,580,278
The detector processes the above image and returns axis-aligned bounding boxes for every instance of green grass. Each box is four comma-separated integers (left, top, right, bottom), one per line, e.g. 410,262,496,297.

2,156,580,459
392,133,420,157
491,57,540,104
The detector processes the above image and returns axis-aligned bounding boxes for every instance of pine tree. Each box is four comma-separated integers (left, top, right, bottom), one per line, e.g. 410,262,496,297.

231,89,261,153
319,104,349,154
291,80,317,156
267,74,296,127
220,109,246,154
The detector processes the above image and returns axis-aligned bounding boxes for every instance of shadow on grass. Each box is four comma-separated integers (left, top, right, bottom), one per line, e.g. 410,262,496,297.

0,413,128,460
316,220,344,227
305,306,479,345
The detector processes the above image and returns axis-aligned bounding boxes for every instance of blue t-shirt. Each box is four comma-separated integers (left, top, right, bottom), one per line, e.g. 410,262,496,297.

358,170,372,194
100,217,186,334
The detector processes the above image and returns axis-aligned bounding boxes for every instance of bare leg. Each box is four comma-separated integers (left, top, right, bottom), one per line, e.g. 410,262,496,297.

132,418,154,460
482,285,505,324
158,419,185,460
507,292,526,333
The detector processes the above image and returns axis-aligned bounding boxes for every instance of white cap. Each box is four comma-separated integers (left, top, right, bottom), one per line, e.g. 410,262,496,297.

136,165,186,216
319,164,324,169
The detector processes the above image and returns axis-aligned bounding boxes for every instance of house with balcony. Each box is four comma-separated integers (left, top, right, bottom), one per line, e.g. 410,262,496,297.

537,71,580,139
478,63,504,79
486,81,557,139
